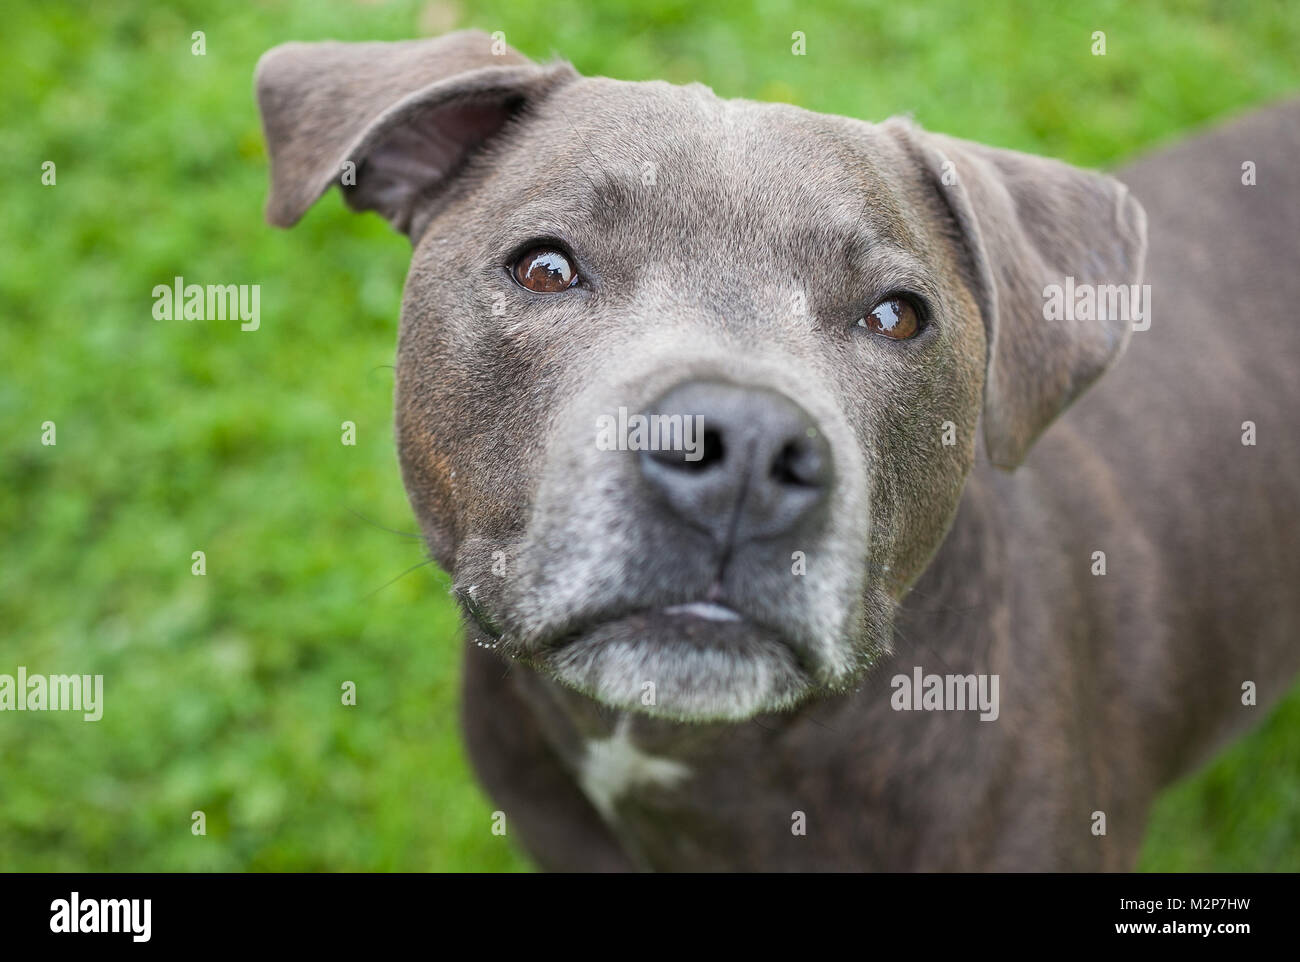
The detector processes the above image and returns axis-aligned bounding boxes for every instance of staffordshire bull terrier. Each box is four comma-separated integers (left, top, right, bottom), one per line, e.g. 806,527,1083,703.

255,31,1300,870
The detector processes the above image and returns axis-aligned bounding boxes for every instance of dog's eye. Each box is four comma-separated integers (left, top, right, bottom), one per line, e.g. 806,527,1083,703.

512,247,579,293
857,296,922,339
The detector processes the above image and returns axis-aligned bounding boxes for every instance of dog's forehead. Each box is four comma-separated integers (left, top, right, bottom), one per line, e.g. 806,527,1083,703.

506,76,919,251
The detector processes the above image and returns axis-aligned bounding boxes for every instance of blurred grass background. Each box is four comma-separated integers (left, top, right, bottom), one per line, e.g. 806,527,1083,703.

2,0,1298,871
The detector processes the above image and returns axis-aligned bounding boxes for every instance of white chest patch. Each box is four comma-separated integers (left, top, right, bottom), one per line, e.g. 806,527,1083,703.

577,716,691,821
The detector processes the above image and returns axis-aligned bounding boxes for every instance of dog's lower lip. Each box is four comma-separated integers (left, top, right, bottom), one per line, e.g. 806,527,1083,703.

662,602,741,622
540,602,769,652
536,606,815,720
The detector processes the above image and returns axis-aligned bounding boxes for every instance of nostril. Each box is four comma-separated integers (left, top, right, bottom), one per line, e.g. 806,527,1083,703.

771,434,825,488
647,426,725,472
695,428,725,470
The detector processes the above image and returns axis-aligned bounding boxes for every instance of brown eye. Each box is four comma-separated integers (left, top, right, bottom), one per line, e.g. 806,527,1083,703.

512,247,578,293
857,297,922,339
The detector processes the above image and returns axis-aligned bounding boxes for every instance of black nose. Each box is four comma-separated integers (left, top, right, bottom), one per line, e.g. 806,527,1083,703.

638,380,832,546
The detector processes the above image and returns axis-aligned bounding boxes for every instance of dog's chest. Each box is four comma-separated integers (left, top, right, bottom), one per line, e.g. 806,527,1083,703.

575,716,693,821
514,673,856,869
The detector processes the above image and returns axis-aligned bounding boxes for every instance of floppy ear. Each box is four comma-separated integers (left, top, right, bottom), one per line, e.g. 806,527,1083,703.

889,121,1148,469
255,31,577,237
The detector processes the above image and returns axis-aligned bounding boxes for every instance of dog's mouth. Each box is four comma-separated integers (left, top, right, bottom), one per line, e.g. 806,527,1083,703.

490,598,817,722
661,601,743,622
455,530,892,720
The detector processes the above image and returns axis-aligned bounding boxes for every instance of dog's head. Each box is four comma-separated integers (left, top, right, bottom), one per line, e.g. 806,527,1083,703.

257,32,1146,721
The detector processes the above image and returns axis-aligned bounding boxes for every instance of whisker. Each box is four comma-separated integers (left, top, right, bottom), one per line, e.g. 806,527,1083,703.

889,622,956,675
366,558,437,598
347,507,424,541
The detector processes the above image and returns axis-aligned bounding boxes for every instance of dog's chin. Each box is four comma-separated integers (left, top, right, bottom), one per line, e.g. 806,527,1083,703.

530,606,815,722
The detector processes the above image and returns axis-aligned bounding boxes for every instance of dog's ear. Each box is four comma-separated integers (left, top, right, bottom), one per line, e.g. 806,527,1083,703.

255,31,577,237
888,120,1147,469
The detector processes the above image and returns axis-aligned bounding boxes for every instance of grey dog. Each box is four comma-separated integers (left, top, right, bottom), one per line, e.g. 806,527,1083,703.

256,31,1300,870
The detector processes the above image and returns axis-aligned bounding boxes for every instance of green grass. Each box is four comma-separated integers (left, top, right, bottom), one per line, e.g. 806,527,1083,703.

2,0,1298,871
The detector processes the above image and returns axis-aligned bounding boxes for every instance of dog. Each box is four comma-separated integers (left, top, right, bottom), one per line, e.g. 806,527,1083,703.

255,31,1300,870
